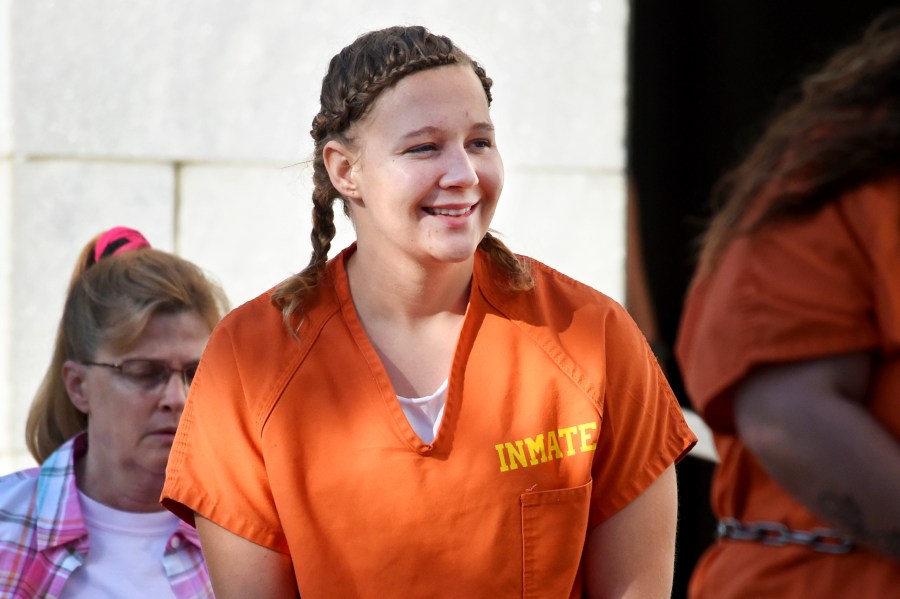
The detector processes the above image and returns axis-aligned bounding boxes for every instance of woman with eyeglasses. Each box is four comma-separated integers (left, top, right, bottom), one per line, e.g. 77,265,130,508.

0,226,228,598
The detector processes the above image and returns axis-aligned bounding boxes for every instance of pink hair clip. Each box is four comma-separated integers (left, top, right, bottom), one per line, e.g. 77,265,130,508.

93,226,151,263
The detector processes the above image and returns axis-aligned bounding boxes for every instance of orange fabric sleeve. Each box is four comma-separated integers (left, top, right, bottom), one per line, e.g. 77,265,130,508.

589,303,696,527
677,177,900,432
162,301,290,554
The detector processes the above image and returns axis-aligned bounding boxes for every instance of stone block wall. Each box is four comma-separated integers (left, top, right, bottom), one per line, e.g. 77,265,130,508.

0,0,628,471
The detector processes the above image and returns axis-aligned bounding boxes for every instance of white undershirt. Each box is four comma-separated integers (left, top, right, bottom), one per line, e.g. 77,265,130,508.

61,490,179,599
397,378,448,443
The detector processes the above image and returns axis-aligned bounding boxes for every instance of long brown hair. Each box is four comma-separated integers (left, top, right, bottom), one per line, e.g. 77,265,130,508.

698,9,900,275
271,25,532,334
26,233,229,463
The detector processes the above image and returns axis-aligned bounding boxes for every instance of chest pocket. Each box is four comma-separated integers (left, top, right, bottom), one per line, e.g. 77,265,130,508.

520,479,592,598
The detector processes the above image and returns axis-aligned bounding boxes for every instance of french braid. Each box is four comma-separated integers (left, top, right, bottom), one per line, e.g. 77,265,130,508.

479,231,534,291
271,26,532,335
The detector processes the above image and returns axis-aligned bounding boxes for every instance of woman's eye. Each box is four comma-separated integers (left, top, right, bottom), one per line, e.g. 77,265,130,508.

407,143,438,154
470,139,492,149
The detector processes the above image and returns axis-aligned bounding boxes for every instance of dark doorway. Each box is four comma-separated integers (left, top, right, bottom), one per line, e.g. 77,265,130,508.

626,3,895,597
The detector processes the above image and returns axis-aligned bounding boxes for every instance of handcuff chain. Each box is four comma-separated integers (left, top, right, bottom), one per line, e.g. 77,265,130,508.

717,518,855,554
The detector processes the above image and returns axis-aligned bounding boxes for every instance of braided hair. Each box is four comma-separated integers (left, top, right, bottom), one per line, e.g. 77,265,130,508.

271,25,532,334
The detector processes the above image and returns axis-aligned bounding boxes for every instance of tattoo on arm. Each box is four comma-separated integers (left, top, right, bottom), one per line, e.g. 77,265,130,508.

818,492,900,559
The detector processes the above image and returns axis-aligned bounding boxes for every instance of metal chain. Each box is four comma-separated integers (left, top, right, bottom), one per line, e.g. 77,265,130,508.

717,518,855,554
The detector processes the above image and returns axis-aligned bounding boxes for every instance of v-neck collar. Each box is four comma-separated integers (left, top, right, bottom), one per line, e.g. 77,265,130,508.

329,245,482,454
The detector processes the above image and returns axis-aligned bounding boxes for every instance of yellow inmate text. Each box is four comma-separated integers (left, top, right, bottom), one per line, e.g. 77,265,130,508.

494,421,598,472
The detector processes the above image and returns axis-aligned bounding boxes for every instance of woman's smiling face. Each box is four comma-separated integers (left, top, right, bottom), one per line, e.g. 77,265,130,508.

340,64,503,267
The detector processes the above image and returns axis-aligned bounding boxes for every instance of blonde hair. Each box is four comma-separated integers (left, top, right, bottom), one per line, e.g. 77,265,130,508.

25,234,229,463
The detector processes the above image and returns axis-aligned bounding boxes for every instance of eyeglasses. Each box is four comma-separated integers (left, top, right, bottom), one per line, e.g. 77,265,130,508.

83,359,200,392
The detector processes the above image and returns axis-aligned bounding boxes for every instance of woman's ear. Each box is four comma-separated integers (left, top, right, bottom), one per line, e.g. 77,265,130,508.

62,360,91,415
323,140,361,200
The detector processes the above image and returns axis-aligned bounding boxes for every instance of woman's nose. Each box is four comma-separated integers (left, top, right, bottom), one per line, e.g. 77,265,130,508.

158,371,188,410
440,146,479,188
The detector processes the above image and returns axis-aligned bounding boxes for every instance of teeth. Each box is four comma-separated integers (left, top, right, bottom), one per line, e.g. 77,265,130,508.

428,206,472,216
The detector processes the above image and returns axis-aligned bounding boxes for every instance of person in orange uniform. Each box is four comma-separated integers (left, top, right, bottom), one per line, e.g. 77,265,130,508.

162,25,696,598
676,10,900,599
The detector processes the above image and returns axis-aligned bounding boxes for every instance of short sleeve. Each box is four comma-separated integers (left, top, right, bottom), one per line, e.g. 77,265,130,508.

162,307,290,554
589,304,697,527
676,177,900,432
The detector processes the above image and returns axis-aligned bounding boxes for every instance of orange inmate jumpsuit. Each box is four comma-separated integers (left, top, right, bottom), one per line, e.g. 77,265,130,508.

163,245,696,598
676,176,900,598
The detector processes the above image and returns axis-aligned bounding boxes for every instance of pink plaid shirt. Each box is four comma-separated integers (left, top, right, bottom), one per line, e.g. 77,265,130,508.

0,433,213,598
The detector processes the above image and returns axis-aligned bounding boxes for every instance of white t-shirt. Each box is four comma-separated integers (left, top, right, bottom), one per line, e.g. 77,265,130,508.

61,491,179,599
397,378,448,443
